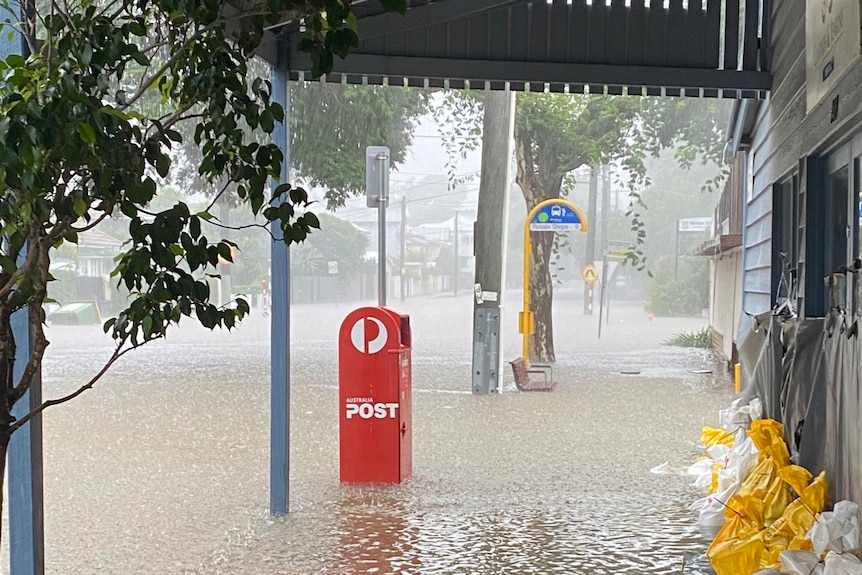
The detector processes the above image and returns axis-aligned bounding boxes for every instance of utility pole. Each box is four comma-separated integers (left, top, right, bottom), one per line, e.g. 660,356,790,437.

400,195,407,302
471,87,515,394
453,209,459,297
219,195,232,305
674,219,680,282
598,165,610,338
583,169,598,315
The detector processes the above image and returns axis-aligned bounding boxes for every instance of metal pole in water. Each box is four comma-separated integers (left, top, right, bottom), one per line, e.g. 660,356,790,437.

377,152,388,307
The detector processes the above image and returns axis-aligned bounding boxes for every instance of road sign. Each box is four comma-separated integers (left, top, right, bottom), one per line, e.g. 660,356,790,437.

328,261,338,274
530,200,584,231
678,217,713,232
605,239,636,259
582,263,599,284
365,146,390,207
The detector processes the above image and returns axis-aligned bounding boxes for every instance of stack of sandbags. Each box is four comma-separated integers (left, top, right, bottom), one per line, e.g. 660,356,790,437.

689,402,834,575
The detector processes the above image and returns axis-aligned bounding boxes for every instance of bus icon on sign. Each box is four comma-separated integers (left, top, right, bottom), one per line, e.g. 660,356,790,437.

550,205,563,218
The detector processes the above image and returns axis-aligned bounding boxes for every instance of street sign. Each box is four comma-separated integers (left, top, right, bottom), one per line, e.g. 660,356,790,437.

530,201,584,231
365,146,390,208
328,261,338,275
605,239,636,259
582,263,598,284
678,217,713,232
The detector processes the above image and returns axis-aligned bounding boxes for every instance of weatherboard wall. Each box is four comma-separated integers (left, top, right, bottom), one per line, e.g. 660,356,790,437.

744,0,862,317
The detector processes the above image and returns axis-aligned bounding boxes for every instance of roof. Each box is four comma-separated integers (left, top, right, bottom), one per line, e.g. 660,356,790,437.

693,233,743,256
78,228,124,252
258,0,771,98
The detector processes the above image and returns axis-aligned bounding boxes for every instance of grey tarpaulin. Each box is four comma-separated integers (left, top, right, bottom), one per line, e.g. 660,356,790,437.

740,310,862,505
738,311,782,420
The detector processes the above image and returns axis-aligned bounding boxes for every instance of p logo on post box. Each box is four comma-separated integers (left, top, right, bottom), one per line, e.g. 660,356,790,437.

350,317,388,354
338,306,412,484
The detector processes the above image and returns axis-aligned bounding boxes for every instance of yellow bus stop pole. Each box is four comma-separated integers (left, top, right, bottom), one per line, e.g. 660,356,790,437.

520,199,588,364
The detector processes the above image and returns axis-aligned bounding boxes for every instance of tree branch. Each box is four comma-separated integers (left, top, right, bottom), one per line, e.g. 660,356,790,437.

204,219,276,240
121,21,220,111
0,237,39,302
8,336,140,433
69,212,108,233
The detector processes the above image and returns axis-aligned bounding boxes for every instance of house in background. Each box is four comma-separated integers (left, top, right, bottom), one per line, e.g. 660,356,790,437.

694,152,745,369
75,227,125,314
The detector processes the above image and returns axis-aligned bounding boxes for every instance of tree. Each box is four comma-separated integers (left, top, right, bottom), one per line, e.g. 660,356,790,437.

0,0,406,541
289,82,429,209
291,213,368,278
436,93,730,362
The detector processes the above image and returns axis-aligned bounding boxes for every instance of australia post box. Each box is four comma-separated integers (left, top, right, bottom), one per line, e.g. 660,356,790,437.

338,306,412,484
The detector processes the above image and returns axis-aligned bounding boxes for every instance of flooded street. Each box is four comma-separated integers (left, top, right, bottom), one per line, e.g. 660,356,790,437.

4,292,732,574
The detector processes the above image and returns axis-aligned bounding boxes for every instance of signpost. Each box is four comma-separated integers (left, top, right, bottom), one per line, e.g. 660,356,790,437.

366,146,390,305
530,203,584,232
581,263,598,284
520,198,588,362
675,217,713,280
605,239,636,259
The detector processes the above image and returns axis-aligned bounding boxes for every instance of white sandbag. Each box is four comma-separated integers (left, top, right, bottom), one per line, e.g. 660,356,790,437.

780,550,824,575
824,551,862,575
808,501,861,555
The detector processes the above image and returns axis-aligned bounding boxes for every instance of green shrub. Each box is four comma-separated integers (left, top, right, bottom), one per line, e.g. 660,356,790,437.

663,328,712,348
645,257,709,316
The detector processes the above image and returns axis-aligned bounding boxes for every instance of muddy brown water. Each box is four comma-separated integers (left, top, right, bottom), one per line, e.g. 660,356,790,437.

1,295,732,574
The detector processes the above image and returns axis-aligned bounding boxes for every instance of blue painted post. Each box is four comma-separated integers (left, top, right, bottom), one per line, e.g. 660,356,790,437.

269,62,290,516
1,8,45,573
9,307,44,575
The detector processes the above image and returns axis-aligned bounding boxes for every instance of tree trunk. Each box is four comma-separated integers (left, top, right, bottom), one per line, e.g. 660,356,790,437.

514,130,563,364
529,231,556,362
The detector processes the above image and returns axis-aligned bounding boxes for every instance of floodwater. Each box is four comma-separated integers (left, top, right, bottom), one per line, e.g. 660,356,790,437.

2,292,732,574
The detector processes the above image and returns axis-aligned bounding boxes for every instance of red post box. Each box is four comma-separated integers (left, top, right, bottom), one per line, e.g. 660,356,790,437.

339,306,412,484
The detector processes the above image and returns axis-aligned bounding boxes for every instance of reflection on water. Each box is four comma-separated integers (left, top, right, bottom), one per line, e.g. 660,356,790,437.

270,489,709,575
336,493,418,574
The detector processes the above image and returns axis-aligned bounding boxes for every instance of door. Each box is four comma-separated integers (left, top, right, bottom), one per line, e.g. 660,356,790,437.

824,135,862,313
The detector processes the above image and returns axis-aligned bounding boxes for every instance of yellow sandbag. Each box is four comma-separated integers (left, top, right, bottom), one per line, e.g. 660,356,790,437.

702,426,735,447
788,536,814,551
763,474,795,524
709,493,765,555
708,530,765,575
778,465,813,497
800,471,827,510
748,420,790,465
740,457,778,497
749,419,783,447
759,523,815,570
760,542,784,569
782,472,828,537
710,463,724,493
758,517,794,569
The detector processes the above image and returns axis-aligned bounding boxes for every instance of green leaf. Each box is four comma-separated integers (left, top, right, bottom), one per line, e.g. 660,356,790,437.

73,197,88,216
5,54,25,67
128,21,147,36
303,212,320,229
77,122,96,146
